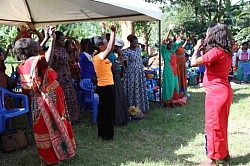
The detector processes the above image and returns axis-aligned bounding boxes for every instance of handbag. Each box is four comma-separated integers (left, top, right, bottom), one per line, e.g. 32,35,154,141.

0,129,28,152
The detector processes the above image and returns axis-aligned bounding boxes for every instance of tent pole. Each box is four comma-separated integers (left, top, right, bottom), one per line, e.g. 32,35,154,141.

158,20,162,104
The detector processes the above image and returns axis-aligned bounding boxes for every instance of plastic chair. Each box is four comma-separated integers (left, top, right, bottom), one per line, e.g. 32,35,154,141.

0,87,32,133
240,63,250,81
146,78,157,101
10,71,22,92
187,67,198,86
79,79,99,124
72,79,84,108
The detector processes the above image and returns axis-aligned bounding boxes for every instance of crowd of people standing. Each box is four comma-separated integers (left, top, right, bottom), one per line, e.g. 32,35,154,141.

0,21,248,165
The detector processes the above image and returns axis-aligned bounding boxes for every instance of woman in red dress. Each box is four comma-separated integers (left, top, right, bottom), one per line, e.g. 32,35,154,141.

15,27,75,165
191,23,233,165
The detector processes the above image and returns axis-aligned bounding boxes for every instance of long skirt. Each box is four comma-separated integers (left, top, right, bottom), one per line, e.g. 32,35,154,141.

96,85,115,140
176,55,187,93
113,71,129,125
33,85,76,164
204,84,233,160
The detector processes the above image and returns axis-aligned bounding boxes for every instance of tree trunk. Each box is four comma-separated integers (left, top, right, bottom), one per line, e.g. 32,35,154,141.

143,25,151,54
121,21,134,48
218,0,222,22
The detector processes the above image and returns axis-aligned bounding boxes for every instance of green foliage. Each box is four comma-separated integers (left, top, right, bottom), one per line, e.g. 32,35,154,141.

56,21,122,41
234,27,250,44
0,25,18,49
0,0,249,51
158,0,250,42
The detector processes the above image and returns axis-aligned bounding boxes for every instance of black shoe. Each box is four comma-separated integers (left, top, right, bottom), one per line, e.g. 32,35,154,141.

169,103,175,108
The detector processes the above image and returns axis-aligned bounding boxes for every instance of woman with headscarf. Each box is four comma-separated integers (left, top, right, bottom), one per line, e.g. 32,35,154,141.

122,34,149,114
15,26,75,165
49,31,80,123
161,25,183,108
110,39,129,125
191,23,233,165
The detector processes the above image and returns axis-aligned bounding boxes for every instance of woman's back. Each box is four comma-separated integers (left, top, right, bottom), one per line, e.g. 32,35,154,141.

202,47,232,86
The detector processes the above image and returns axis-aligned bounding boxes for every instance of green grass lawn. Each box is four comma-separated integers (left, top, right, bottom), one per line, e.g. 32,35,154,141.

0,83,250,166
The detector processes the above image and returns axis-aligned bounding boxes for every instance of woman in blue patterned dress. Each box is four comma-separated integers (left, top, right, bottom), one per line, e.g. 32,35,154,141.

122,35,149,113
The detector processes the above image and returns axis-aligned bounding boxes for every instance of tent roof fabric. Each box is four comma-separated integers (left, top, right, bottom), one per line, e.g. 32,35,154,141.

0,0,161,27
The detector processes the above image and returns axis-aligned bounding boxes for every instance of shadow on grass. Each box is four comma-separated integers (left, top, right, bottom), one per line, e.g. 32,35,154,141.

232,153,250,165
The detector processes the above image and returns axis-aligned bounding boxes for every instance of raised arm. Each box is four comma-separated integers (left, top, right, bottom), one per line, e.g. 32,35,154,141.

27,23,44,43
182,38,188,48
190,39,204,67
100,22,107,40
102,24,116,59
164,29,172,42
163,24,175,43
14,25,27,44
45,25,56,66
40,25,50,49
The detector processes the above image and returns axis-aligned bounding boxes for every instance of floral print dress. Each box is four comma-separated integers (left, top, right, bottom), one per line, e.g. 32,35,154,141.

51,47,80,123
122,47,149,112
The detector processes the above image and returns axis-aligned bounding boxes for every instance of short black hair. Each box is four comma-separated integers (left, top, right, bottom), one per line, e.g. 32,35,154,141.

242,42,249,46
55,31,64,41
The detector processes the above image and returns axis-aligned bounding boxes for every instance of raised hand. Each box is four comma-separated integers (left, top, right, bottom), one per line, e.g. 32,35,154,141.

168,23,175,30
194,39,204,51
99,21,106,29
19,25,28,33
49,25,56,39
27,22,36,31
44,25,50,40
109,24,116,32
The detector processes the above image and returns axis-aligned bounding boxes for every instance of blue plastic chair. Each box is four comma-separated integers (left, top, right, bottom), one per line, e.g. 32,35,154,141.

72,79,84,108
0,87,32,133
146,78,157,101
240,63,250,81
79,79,99,124
187,67,198,86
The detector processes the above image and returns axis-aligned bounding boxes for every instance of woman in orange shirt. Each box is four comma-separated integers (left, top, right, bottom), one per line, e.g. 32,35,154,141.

91,24,116,140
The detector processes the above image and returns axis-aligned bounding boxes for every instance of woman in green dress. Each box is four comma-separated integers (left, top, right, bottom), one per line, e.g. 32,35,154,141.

161,25,183,108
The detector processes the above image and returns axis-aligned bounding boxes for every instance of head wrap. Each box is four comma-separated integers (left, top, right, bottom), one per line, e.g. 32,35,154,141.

115,38,125,47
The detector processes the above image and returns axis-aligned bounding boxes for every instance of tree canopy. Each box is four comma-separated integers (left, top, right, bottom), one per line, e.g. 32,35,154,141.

0,0,249,51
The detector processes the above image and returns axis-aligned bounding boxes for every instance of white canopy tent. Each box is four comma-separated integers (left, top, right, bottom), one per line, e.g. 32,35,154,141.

0,0,161,27
0,0,163,102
